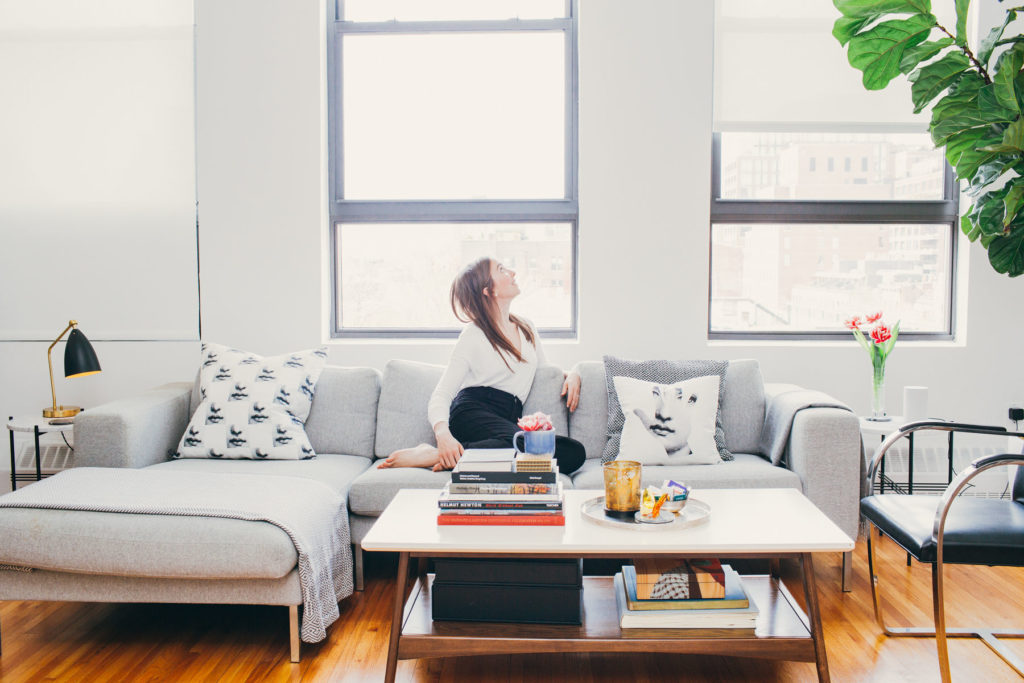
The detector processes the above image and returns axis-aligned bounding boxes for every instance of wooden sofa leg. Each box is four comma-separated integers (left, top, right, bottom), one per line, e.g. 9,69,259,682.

842,550,853,592
289,605,300,663
353,543,364,592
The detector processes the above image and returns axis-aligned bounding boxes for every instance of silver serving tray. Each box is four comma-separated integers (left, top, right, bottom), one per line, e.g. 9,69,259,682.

580,496,711,531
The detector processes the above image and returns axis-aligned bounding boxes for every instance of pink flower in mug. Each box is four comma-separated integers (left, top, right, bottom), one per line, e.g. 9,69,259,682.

843,316,862,330
518,411,553,431
870,325,892,344
865,311,883,324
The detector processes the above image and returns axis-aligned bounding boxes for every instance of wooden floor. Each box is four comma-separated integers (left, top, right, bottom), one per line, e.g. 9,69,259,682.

2,535,1024,682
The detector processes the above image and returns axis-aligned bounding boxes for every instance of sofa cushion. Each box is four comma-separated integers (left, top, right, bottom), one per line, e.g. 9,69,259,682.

349,466,575,517
720,359,765,455
0,509,298,580
568,361,611,461
569,453,800,492
524,365,570,436
147,453,372,497
375,360,443,457
177,343,328,460
614,374,722,465
305,366,381,459
601,356,732,463
375,360,570,458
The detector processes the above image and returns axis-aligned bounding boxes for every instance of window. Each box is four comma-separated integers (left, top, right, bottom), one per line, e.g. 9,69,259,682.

710,0,957,340
328,0,578,337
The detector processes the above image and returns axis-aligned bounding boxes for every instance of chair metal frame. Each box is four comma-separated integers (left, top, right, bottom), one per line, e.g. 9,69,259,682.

865,420,1024,683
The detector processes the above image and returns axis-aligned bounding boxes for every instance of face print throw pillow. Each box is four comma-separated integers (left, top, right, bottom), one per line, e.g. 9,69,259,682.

613,374,722,465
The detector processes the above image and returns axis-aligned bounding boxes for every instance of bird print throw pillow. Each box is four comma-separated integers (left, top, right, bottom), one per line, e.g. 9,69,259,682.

175,342,328,460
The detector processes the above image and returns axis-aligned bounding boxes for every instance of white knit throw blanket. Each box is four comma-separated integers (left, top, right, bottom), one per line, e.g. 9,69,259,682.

0,467,353,642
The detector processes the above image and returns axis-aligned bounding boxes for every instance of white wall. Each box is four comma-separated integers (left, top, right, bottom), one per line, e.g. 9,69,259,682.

3,0,1022,471
0,1,200,430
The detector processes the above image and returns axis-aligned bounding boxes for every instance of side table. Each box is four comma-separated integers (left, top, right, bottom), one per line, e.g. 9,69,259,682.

7,415,74,491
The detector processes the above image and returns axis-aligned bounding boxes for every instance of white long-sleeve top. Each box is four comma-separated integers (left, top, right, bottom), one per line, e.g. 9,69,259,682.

427,320,547,428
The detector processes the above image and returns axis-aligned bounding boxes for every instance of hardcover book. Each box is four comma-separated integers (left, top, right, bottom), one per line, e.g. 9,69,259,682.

451,448,516,472
439,481,563,502
632,557,726,599
622,565,749,610
449,470,558,484
437,500,564,510
613,574,758,629
447,482,559,495
436,513,566,526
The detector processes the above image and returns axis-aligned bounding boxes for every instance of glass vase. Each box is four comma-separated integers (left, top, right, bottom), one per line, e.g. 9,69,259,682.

870,361,888,421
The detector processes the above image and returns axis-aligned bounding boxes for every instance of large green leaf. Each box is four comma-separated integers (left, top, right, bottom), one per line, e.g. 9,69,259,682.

945,127,1003,179
834,0,932,18
993,42,1024,112
978,116,1024,153
988,227,1024,275
968,159,1017,195
834,15,873,45
961,212,982,241
954,0,970,46
908,52,971,112
931,107,1015,148
974,187,1012,235
978,8,1018,66
1004,182,1024,225
847,14,938,89
899,37,954,73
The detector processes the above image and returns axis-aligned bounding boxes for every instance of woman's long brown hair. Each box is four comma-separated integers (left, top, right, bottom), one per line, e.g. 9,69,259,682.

450,257,535,369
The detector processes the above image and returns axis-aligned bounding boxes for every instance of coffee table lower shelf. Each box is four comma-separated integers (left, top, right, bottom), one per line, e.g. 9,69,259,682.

396,574,815,662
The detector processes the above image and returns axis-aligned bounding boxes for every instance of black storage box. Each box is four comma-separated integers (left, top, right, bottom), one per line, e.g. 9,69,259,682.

433,557,582,586
431,558,583,625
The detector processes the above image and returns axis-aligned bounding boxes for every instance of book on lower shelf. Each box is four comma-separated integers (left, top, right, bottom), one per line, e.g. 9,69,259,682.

631,557,726,599
612,573,758,629
622,564,749,610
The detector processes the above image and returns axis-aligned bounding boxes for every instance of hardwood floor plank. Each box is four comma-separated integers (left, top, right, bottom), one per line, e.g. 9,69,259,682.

2,537,1024,681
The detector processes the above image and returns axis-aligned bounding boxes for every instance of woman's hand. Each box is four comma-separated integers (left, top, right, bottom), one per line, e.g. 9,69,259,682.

561,370,582,412
434,425,464,470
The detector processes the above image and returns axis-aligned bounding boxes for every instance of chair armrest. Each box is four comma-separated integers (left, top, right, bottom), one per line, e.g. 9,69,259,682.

933,453,1024,554
785,406,862,542
73,382,193,469
866,420,1024,492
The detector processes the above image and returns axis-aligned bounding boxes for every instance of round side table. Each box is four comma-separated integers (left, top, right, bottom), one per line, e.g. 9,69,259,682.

7,415,74,491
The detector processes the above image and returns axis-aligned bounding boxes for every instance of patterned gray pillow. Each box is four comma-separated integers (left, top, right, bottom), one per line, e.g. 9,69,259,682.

602,356,733,463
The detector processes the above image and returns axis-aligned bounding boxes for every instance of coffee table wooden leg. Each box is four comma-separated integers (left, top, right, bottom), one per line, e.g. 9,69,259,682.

384,551,410,683
801,553,830,683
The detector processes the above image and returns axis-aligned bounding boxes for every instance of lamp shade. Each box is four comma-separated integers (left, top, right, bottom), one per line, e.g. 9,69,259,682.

64,328,101,378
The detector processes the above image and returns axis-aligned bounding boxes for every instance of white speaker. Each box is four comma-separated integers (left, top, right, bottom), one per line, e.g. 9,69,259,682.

903,386,928,422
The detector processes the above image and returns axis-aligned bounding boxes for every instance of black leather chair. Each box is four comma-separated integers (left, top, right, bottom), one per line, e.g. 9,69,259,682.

861,420,1024,682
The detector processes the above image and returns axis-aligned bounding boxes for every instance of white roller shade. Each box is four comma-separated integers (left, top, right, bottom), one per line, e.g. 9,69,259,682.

0,0,197,341
713,0,951,132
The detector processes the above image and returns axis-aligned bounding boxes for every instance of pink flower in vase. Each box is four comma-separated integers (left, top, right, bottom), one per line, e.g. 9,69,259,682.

843,316,862,330
869,325,892,344
865,311,883,324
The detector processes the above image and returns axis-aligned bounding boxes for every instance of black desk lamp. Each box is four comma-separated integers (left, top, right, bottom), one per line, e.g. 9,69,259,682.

43,320,101,418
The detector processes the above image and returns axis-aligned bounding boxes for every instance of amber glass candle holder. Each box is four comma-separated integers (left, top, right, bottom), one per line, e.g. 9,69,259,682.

603,460,642,519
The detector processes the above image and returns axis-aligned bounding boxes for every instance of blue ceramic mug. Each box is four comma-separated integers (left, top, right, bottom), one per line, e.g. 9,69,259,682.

513,428,556,457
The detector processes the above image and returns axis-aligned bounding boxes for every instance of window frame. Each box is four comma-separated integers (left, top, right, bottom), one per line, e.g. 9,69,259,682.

327,0,579,339
708,132,959,342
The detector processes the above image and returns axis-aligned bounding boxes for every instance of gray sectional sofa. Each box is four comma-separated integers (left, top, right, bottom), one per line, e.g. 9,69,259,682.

0,357,861,658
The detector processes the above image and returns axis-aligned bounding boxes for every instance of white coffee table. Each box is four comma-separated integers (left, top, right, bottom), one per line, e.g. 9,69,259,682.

362,488,853,682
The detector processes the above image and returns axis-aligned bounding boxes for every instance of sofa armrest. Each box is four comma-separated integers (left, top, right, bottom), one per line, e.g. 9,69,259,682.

784,406,862,541
73,382,192,469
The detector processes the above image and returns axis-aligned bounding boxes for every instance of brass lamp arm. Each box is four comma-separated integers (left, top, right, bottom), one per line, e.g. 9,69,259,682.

47,320,77,411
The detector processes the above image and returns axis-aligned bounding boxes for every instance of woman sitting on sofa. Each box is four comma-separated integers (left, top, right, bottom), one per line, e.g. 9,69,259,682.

378,257,586,474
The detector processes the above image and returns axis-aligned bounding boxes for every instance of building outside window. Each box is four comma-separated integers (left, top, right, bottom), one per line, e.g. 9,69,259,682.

328,0,578,337
710,0,957,340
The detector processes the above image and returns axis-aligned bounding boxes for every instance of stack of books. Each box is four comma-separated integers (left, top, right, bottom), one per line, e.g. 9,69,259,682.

437,449,564,526
613,558,759,632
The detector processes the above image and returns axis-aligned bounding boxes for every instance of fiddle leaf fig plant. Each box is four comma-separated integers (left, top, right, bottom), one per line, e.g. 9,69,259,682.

834,0,1024,276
